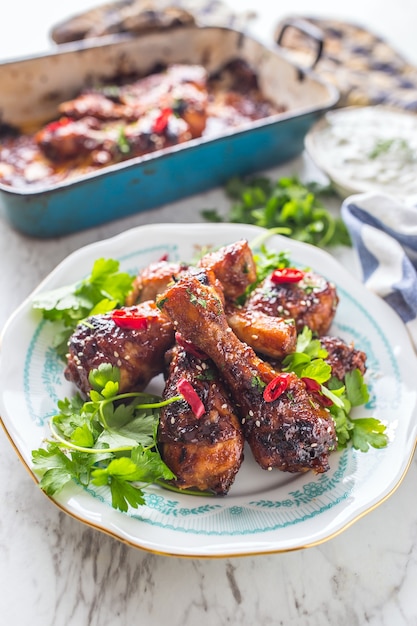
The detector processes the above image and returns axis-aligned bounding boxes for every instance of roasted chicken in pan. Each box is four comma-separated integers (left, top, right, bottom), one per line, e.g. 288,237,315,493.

156,269,337,474
64,301,174,395
0,60,283,189
158,344,244,494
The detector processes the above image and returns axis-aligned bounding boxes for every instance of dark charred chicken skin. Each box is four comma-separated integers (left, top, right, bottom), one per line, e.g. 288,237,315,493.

156,269,337,474
246,270,339,336
64,301,174,396
158,345,244,494
321,335,367,380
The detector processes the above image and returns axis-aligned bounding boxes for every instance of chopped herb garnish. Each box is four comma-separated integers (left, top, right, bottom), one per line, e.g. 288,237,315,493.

32,258,134,356
202,175,351,248
32,364,177,512
283,327,388,451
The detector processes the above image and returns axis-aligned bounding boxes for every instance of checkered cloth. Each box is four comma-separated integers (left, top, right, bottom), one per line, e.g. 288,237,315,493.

341,192,417,351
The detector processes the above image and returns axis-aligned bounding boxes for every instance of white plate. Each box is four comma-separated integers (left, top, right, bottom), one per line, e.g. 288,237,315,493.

1,223,417,557
305,106,417,205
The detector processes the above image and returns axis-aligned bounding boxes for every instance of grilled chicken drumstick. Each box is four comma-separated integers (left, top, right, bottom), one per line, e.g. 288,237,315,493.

246,269,339,336
65,301,174,396
158,344,244,494
157,269,337,474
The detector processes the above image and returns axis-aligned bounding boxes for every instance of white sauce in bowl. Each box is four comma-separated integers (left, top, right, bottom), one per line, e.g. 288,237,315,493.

306,106,417,203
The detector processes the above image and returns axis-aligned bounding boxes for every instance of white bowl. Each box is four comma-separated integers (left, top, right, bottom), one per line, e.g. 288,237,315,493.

305,105,417,205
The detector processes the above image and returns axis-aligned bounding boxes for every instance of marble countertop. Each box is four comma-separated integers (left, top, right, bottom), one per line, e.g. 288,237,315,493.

1,2,417,625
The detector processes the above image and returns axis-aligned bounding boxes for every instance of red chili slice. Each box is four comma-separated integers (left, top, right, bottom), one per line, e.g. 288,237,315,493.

152,108,172,134
263,373,292,402
111,309,148,330
301,377,321,392
177,378,206,418
302,377,333,407
175,332,208,360
270,268,304,284
45,117,72,133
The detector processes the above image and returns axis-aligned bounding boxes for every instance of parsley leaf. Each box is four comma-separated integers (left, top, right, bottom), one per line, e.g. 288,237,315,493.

350,418,389,452
282,327,331,383
32,258,134,356
32,443,97,494
282,327,388,452
345,369,370,406
202,175,351,248
31,365,177,512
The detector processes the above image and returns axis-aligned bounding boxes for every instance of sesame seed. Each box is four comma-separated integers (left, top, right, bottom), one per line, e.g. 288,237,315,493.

267,466,272,471
241,417,246,424
114,351,119,358
249,410,254,417
170,417,175,424
252,334,258,340
222,403,227,409
117,359,122,367
255,420,261,427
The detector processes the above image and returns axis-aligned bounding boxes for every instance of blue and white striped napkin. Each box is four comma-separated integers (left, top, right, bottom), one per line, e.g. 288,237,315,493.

341,192,417,351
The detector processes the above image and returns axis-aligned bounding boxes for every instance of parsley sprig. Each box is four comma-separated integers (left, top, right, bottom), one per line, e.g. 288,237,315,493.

283,327,388,451
202,175,351,248
32,364,177,512
32,258,134,356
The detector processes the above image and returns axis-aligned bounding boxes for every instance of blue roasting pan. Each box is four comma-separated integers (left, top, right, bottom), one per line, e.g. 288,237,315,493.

0,26,339,238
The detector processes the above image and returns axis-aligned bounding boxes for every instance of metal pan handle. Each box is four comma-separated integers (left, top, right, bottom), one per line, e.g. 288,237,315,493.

276,17,324,69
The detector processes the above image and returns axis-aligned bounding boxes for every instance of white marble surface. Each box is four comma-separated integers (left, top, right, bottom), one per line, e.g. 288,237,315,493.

1,2,417,625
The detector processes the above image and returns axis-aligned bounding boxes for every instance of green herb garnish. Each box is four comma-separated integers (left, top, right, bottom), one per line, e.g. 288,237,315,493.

32,364,177,512
283,327,388,451
202,175,351,248
32,258,134,356
368,137,415,161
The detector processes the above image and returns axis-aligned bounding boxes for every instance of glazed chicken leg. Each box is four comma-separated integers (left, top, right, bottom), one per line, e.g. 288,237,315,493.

65,301,174,396
158,344,244,494
157,270,337,474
